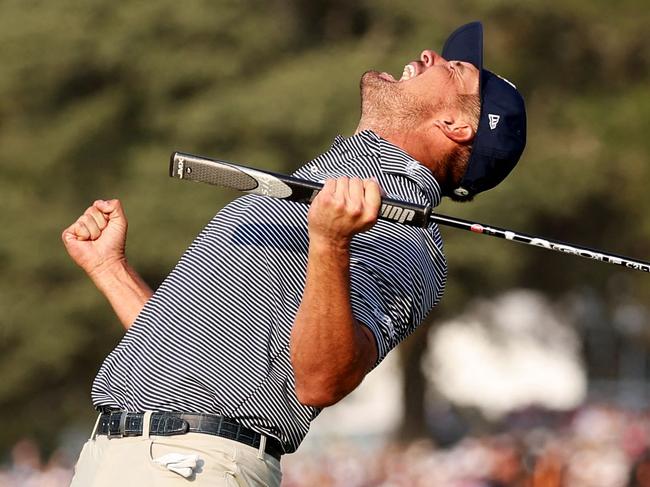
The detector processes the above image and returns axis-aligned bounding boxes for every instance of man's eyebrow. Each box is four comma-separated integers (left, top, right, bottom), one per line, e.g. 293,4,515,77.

453,62,479,93
449,61,468,79
455,61,471,75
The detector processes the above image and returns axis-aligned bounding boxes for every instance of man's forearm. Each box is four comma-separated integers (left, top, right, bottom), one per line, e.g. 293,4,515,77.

89,260,153,330
291,237,377,407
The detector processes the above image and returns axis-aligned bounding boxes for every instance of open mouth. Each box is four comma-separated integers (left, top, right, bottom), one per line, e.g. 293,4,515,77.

399,64,417,81
378,63,418,83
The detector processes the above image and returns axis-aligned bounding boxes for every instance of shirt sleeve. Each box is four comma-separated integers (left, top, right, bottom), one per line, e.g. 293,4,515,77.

348,223,447,366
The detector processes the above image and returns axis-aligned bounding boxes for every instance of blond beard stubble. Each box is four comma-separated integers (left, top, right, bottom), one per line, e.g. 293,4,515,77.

358,70,439,135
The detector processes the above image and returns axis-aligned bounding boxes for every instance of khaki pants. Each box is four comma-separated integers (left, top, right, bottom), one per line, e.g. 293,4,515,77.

70,413,282,487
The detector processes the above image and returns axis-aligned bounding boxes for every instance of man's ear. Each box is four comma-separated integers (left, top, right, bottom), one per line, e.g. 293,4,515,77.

433,117,474,144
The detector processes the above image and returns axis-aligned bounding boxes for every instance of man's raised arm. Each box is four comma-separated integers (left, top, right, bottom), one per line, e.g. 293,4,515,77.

61,199,152,330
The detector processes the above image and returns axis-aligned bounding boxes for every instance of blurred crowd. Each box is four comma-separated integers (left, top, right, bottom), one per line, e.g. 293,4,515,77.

0,439,72,487
2,403,650,486
282,403,650,487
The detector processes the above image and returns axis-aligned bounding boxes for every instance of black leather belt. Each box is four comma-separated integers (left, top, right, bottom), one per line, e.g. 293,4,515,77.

96,411,284,461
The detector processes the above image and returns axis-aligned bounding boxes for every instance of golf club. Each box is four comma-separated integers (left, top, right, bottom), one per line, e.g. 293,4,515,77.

169,151,650,274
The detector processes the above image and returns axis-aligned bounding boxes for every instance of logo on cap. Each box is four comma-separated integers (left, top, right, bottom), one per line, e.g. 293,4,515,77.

488,114,500,130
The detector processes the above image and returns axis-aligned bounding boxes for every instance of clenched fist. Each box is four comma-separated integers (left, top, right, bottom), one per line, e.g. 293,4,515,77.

308,177,381,245
61,199,128,277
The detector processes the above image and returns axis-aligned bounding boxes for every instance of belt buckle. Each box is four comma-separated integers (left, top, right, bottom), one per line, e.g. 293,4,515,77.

107,411,124,439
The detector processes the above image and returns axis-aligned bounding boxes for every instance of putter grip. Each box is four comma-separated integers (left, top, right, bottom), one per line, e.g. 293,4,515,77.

170,151,431,227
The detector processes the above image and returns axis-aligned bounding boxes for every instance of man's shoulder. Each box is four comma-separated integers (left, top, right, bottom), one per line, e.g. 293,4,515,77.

294,132,442,209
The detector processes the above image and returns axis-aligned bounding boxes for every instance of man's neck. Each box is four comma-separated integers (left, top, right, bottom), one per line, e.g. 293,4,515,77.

353,121,455,191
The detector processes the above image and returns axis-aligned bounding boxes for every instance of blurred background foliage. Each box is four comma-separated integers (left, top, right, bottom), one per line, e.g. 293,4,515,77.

1,0,649,458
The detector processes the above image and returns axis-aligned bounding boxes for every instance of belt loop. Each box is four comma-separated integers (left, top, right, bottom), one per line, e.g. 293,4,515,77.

257,435,267,460
142,411,153,440
119,411,128,435
90,413,102,440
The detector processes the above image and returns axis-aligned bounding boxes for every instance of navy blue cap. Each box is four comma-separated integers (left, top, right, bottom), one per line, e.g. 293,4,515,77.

442,21,526,198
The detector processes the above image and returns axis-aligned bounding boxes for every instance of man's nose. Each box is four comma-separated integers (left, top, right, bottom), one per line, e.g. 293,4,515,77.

420,50,445,67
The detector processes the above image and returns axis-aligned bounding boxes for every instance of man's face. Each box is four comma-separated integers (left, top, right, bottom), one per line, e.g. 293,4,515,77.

359,50,479,129
395,49,479,98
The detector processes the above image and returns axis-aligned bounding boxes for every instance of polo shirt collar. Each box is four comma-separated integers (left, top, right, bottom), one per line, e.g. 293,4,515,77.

332,130,442,207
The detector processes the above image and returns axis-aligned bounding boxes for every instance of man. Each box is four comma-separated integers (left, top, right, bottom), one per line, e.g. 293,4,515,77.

62,21,525,486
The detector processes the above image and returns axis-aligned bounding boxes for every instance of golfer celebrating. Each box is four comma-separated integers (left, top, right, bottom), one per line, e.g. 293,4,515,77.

62,22,525,486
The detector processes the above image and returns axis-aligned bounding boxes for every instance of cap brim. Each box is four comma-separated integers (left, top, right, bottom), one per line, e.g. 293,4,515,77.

441,21,483,72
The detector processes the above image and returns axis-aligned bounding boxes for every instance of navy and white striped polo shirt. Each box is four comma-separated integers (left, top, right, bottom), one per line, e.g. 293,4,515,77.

91,130,448,453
